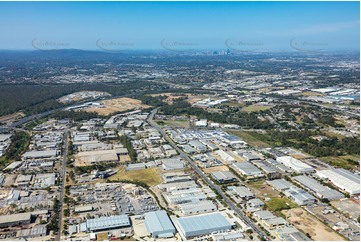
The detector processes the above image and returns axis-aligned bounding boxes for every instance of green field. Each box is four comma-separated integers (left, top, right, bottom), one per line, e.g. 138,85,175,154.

161,120,190,128
241,105,272,113
320,155,360,170
265,197,298,212
108,167,163,186
227,130,272,148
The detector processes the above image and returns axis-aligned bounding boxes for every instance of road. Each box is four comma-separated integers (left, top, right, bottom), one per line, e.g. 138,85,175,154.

56,129,68,241
147,108,267,240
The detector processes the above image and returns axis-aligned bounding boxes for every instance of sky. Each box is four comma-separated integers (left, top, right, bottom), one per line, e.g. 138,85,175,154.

0,1,359,51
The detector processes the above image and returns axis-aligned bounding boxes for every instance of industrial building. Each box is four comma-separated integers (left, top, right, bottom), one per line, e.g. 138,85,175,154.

284,187,316,205
293,175,345,200
276,156,314,173
232,162,263,177
316,169,360,195
267,179,293,191
85,215,130,232
211,170,237,183
174,213,233,239
0,212,32,228
179,200,217,215
23,150,59,159
144,210,176,238
228,186,255,200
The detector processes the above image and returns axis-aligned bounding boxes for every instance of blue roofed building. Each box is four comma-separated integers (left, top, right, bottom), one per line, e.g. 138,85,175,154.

144,210,176,238
174,213,233,239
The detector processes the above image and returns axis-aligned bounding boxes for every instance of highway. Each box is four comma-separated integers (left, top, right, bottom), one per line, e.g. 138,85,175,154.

147,108,267,240
56,129,68,241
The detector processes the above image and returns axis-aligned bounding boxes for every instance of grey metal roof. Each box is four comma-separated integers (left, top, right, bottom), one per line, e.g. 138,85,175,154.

176,213,232,235
86,215,130,231
267,179,293,191
145,210,175,235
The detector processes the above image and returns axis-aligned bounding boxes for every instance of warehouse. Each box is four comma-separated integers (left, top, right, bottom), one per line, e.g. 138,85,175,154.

23,150,59,159
267,179,293,191
75,205,94,213
0,212,31,228
211,171,237,183
276,156,314,173
85,215,130,232
316,169,360,195
284,187,316,205
174,213,233,239
221,135,247,148
144,210,176,238
215,150,235,164
293,175,345,200
179,200,217,215
158,181,198,192
232,162,263,177
227,186,255,200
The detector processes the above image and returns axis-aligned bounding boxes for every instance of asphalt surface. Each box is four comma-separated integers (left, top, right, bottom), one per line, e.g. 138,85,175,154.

56,129,68,241
147,108,267,240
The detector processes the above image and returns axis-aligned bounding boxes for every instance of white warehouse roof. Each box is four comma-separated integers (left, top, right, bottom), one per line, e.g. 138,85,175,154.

276,156,314,173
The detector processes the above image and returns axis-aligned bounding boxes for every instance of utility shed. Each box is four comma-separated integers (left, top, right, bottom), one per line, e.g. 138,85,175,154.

144,210,175,238
174,213,233,239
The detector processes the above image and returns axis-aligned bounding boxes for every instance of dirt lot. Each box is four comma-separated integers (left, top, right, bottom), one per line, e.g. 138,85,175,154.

203,165,229,174
150,93,211,105
84,97,150,116
0,112,25,123
282,208,345,241
108,167,163,186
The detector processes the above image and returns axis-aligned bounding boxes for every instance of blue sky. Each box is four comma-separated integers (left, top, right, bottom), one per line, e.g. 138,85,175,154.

0,1,359,51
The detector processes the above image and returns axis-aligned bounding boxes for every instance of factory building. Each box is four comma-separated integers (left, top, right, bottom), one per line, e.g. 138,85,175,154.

85,215,130,232
276,156,314,173
293,175,345,200
179,200,217,215
284,187,316,206
232,162,263,177
174,213,233,239
316,169,360,195
0,212,32,228
211,170,237,183
267,179,293,191
228,186,255,200
144,210,176,238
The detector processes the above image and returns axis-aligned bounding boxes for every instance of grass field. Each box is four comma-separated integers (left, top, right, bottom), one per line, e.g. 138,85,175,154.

265,197,298,212
108,166,163,186
162,120,190,128
320,155,359,170
241,105,272,113
227,130,272,148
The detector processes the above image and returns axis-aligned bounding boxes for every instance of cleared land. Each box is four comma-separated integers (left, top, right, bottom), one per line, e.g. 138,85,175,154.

0,112,25,123
227,130,271,148
108,167,163,186
203,165,229,174
161,120,190,128
282,208,345,241
241,105,272,113
297,91,325,97
84,97,150,116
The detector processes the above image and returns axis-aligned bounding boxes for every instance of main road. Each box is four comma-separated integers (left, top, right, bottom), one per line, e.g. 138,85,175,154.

147,108,267,240
56,129,68,241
